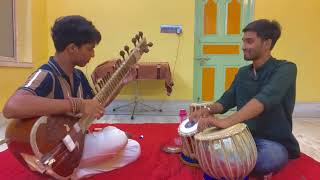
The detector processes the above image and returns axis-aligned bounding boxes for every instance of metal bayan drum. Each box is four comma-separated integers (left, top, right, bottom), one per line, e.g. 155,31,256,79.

194,123,257,180
178,119,199,166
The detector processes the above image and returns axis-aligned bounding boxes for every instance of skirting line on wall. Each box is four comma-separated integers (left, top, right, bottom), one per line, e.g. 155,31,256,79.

0,102,319,120
293,103,320,118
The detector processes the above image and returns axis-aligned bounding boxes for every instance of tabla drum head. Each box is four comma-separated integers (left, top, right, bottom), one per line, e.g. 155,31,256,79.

178,119,198,135
195,123,247,141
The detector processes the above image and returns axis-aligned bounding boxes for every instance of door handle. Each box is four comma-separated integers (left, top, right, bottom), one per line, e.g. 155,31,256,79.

195,57,210,61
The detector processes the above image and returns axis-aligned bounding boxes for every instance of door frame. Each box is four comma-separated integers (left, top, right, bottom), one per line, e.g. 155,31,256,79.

193,0,255,102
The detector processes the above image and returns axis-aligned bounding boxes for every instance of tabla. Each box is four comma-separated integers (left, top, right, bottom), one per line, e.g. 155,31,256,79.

178,119,199,166
194,123,257,180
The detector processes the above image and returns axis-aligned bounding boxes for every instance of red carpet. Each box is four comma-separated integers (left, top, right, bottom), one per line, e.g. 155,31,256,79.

0,123,319,180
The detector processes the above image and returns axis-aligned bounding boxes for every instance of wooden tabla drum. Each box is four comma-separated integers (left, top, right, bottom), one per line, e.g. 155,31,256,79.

177,119,199,166
194,123,257,180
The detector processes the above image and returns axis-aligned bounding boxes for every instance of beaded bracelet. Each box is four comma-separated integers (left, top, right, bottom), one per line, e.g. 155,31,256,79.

67,97,83,115
67,97,76,114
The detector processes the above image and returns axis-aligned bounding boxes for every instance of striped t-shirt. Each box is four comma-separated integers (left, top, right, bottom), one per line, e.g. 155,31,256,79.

20,56,94,100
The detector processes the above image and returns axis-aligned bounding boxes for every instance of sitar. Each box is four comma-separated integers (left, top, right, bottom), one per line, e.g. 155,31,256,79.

5,32,152,179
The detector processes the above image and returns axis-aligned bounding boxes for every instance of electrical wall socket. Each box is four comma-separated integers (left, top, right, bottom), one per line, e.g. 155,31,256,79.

160,25,182,34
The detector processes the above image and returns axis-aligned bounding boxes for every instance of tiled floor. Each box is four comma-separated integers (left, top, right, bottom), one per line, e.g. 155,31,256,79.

1,100,319,162
292,118,320,162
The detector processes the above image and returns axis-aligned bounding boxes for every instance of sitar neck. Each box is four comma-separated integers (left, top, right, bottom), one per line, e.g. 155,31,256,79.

94,53,137,105
78,35,151,130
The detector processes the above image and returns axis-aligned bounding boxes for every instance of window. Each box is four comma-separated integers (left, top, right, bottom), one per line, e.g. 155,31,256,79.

0,0,15,60
0,0,33,68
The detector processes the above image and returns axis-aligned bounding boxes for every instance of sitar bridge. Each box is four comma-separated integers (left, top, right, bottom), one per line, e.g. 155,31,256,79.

20,152,49,174
62,134,76,152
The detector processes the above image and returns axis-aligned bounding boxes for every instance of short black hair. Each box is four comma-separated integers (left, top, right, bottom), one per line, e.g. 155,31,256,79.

51,15,101,52
243,19,281,50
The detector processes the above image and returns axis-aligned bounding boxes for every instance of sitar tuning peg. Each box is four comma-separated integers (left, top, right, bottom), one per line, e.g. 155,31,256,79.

138,31,143,39
147,42,153,47
135,34,140,42
120,50,125,61
124,45,130,55
132,38,137,47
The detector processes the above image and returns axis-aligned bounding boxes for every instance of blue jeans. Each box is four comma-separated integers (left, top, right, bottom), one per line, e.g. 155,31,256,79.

203,173,249,180
251,138,289,176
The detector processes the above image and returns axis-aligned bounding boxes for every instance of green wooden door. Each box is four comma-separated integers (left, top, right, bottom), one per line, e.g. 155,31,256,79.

193,0,254,102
